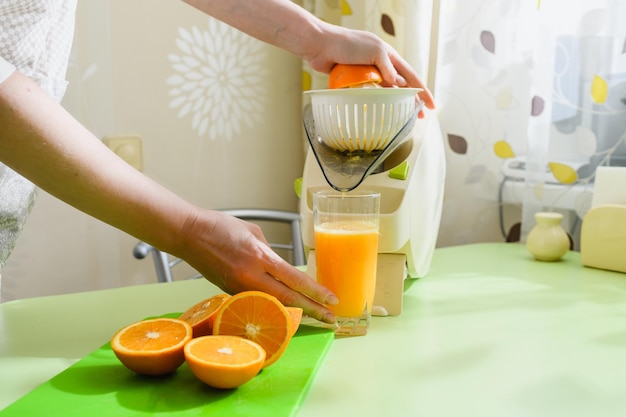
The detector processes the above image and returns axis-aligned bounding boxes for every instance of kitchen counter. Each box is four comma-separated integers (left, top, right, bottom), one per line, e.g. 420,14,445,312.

2,243,626,416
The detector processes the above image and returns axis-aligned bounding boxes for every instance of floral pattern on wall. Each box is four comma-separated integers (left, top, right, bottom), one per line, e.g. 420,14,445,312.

166,19,269,140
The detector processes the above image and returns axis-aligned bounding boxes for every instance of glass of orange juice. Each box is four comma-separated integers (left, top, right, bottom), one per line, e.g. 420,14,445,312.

313,190,380,336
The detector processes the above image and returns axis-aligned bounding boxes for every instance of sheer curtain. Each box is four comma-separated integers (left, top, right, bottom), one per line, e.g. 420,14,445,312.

305,0,626,249
437,0,626,248
520,1,626,247
429,0,626,247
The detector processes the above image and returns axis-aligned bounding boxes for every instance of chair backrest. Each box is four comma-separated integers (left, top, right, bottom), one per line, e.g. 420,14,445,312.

133,209,305,283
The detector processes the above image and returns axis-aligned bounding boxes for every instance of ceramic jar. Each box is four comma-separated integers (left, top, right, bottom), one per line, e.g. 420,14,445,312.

526,212,570,261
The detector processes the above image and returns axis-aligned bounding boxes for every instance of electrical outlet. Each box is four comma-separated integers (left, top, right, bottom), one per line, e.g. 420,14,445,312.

103,135,143,172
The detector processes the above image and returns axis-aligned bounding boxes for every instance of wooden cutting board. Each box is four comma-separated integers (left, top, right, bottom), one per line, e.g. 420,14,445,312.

0,323,334,417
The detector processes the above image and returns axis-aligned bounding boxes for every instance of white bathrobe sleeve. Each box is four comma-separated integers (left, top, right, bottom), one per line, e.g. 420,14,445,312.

0,56,16,85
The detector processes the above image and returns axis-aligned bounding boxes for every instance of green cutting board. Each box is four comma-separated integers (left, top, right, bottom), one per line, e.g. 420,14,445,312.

0,322,334,417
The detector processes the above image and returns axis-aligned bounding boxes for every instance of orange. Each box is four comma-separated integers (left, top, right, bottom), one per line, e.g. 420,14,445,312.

328,64,383,89
286,306,303,337
178,293,230,337
111,317,192,376
184,335,266,389
212,291,293,368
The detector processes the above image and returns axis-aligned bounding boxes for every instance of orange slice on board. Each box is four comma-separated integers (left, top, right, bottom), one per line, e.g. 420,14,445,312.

286,306,303,337
328,64,383,89
212,291,293,368
179,293,231,337
184,335,266,389
111,317,192,376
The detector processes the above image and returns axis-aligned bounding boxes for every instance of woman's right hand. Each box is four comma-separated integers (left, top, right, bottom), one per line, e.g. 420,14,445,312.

305,24,436,111
174,209,338,324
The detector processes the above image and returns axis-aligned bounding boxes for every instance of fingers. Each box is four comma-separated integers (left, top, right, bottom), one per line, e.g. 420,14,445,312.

418,88,436,110
269,257,338,304
373,46,436,114
375,53,404,87
211,267,337,325
238,270,337,324
261,271,338,325
216,244,337,324
191,213,337,324
261,252,338,324
386,48,436,110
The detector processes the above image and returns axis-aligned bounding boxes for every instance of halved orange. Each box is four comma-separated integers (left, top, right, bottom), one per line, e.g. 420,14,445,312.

179,293,230,337
286,306,303,337
111,317,192,376
328,64,383,89
212,291,293,368
184,335,266,389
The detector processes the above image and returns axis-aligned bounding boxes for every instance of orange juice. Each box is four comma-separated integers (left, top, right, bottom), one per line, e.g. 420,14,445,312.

314,220,379,317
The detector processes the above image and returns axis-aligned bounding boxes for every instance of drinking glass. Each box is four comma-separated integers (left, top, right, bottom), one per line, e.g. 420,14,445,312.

313,190,380,336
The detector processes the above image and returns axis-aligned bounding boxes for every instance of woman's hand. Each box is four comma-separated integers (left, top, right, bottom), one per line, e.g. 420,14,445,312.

306,24,436,113
175,209,338,324
181,0,435,111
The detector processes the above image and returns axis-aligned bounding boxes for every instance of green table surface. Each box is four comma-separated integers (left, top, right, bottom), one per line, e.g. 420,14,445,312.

2,243,626,416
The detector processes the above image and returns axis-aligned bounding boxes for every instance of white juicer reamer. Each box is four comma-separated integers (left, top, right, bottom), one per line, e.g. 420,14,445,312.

299,88,446,315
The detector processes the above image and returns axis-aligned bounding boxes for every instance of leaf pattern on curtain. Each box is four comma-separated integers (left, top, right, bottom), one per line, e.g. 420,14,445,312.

530,96,544,116
548,162,578,184
448,134,468,154
590,75,608,104
494,141,515,159
435,0,626,248
521,1,626,246
480,31,496,54
381,14,395,36
340,0,352,15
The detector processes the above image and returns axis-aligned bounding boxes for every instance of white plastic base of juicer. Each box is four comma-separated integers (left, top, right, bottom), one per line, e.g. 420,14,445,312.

300,110,446,316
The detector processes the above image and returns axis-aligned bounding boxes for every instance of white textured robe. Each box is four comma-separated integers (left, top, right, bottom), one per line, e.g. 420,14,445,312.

0,0,77,273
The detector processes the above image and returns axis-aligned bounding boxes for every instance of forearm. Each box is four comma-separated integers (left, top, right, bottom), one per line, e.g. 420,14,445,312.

181,0,331,65
0,71,199,256
178,0,431,94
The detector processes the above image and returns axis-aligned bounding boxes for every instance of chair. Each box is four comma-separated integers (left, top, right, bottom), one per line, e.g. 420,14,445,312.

133,209,306,283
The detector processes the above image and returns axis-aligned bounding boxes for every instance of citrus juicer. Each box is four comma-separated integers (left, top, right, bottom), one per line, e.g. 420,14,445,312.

302,88,423,192
300,87,446,316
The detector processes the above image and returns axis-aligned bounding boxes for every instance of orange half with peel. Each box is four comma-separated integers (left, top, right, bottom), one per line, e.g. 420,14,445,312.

111,317,192,376
184,335,266,389
212,290,293,368
179,293,230,337
286,306,303,337
328,64,383,89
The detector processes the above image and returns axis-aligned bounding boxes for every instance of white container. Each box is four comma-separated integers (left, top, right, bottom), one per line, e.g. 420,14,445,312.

304,88,421,152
